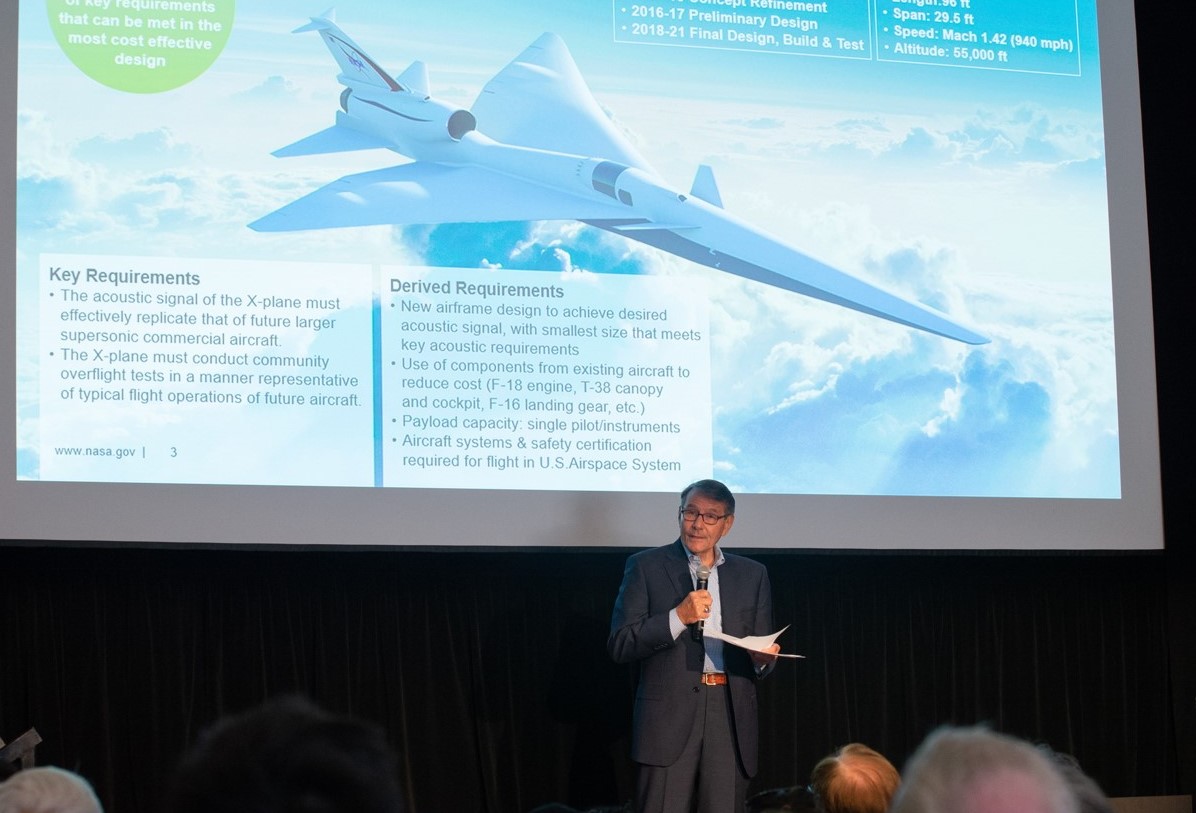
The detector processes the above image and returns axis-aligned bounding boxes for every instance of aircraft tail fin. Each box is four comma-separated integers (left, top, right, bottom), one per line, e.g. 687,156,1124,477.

293,8,403,92
396,60,430,97
291,7,335,34
690,165,724,208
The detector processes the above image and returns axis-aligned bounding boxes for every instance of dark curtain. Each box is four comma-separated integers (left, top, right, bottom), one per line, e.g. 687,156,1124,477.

0,546,1185,813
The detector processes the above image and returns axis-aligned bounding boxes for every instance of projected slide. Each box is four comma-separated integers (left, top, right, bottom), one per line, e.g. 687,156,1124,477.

16,0,1118,498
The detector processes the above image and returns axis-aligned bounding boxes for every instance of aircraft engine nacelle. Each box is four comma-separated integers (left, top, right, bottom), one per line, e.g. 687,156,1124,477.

341,88,476,145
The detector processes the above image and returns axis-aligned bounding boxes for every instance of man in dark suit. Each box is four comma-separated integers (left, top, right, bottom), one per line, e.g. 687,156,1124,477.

608,479,779,813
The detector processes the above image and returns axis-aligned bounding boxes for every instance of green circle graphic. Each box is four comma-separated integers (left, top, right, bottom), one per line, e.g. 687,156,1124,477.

47,0,235,94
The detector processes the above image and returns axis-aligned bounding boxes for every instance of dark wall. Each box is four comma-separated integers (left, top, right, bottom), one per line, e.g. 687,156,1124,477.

1138,0,1196,798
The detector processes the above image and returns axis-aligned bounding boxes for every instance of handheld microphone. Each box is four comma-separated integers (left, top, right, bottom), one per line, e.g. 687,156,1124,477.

692,565,711,642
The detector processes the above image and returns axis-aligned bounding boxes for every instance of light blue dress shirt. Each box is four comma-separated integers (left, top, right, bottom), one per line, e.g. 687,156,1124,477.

667,547,726,673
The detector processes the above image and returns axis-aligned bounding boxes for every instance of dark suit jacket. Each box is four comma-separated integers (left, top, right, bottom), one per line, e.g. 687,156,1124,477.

608,539,774,777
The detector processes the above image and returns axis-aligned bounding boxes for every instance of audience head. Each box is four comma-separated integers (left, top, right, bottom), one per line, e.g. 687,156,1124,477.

809,742,899,813
889,725,1079,813
0,766,102,813
164,694,405,813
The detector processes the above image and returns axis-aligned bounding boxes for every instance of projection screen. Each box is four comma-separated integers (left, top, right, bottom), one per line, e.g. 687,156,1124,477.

2,0,1163,549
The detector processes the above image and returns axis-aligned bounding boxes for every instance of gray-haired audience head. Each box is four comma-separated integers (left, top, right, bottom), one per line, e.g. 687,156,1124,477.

889,725,1079,813
164,695,405,813
0,766,102,813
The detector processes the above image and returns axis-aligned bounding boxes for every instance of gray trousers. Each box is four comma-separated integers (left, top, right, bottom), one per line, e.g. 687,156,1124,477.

634,683,748,813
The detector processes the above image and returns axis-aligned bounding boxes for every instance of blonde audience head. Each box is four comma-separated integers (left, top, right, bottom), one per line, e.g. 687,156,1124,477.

810,742,900,813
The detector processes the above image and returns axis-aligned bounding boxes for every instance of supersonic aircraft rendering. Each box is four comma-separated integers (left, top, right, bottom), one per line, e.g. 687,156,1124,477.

250,10,988,345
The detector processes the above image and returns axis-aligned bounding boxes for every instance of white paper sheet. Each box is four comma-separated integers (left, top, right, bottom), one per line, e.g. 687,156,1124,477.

703,625,804,658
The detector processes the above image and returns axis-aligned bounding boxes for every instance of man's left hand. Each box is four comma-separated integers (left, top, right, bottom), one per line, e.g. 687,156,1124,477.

749,643,780,669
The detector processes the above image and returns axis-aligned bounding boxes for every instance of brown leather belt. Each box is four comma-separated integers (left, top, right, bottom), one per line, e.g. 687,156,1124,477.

700,672,728,686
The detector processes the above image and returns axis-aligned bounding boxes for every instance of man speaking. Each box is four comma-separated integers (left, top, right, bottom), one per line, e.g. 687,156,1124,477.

608,479,779,813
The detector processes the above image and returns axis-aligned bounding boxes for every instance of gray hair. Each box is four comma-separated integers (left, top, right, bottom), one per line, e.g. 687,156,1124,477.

0,767,102,813
890,726,1078,813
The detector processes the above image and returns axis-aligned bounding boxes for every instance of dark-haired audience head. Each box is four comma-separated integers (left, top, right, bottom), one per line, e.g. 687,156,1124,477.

809,742,899,813
164,695,405,813
890,725,1078,813
680,479,735,515
0,766,102,813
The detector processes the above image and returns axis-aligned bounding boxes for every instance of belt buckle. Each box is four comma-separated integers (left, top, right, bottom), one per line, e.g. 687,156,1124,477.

701,672,726,686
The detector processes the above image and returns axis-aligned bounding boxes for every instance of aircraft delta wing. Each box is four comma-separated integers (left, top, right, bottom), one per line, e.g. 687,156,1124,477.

249,11,988,345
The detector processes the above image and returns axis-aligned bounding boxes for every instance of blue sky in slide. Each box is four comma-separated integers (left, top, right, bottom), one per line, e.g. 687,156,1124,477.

15,1,1119,496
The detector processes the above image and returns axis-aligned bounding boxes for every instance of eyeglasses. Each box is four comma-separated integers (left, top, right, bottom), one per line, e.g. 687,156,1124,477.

679,508,730,525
